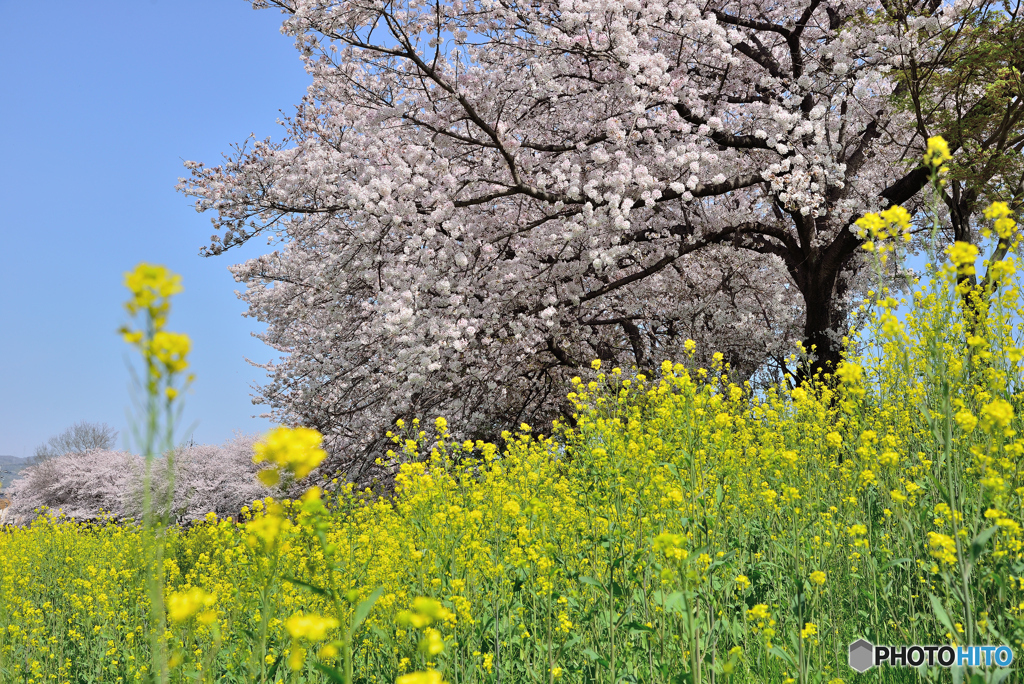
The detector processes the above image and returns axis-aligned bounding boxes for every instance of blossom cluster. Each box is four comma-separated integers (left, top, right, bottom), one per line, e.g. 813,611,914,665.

175,0,974,470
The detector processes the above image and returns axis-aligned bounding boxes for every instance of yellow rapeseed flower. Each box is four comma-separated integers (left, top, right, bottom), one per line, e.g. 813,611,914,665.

927,532,957,565
285,614,340,641
947,241,979,275
253,426,328,480
123,263,183,315
150,331,191,373
981,399,1014,433
412,597,454,623
246,501,284,548
954,409,978,433
397,670,446,684
166,587,215,623
746,604,770,622
982,201,1018,239
420,628,444,656
924,136,952,167
835,362,865,398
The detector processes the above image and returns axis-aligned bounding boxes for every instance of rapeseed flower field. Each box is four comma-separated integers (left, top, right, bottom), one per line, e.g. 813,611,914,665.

1,143,1022,683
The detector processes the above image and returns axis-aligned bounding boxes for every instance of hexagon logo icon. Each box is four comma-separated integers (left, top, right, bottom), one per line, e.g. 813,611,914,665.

848,639,875,672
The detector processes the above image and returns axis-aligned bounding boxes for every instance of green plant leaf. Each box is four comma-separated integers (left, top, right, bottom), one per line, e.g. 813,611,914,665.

991,668,1014,684
768,646,796,666
582,648,611,667
969,525,999,564
313,662,349,684
623,620,656,634
881,557,911,571
351,586,385,635
928,593,956,637
281,575,334,600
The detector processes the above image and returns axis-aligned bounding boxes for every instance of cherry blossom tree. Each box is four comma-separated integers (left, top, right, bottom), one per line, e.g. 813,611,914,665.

4,435,275,525
180,0,999,477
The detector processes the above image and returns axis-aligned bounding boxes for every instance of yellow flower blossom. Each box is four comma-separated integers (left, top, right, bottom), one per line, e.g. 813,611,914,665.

123,262,183,315
947,242,979,276
924,135,952,167
397,671,446,684
285,614,340,641
928,532,958,565
166,588,215,623
746,604,770,622
980,399,1014,433
253,426,328,480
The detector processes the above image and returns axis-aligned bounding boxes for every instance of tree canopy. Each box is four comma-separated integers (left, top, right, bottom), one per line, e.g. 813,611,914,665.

180,0,1022,478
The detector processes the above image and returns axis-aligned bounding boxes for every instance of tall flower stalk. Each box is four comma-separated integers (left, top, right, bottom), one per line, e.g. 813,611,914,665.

119,263,192,684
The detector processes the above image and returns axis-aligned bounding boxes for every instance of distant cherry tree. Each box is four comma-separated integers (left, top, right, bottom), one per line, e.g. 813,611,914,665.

4,435,275,525
180,0,1009,479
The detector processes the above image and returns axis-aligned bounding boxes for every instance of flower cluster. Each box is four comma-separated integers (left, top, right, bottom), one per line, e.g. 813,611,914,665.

119,263,192,402
2,234,1023,683
924,135,952,169
253,426,328,485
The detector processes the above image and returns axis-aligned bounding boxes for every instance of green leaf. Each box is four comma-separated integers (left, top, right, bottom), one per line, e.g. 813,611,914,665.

281,575,334,600
368,624,394,647
351,586,385,635
768,646,796,667
715,483,724,505
881,557,911,571
313,662,349,684
623,621,656,634
660,591,689,614
578,575,606,591
991,668,1015,684
928,594,957,636
969,525,999,564
582,648,611,667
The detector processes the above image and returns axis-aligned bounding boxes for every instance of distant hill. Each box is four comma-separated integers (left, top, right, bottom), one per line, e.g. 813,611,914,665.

0,455,30,484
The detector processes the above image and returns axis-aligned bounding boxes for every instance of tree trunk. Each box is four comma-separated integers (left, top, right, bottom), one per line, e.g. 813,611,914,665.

790,229,861,384
800,274,846,380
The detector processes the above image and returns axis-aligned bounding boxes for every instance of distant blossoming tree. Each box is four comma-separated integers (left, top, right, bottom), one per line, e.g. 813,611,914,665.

180,0,1014,478
4,435,275,525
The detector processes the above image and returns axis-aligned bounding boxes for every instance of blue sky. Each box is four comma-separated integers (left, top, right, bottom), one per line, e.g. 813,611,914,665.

0,1,311,458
